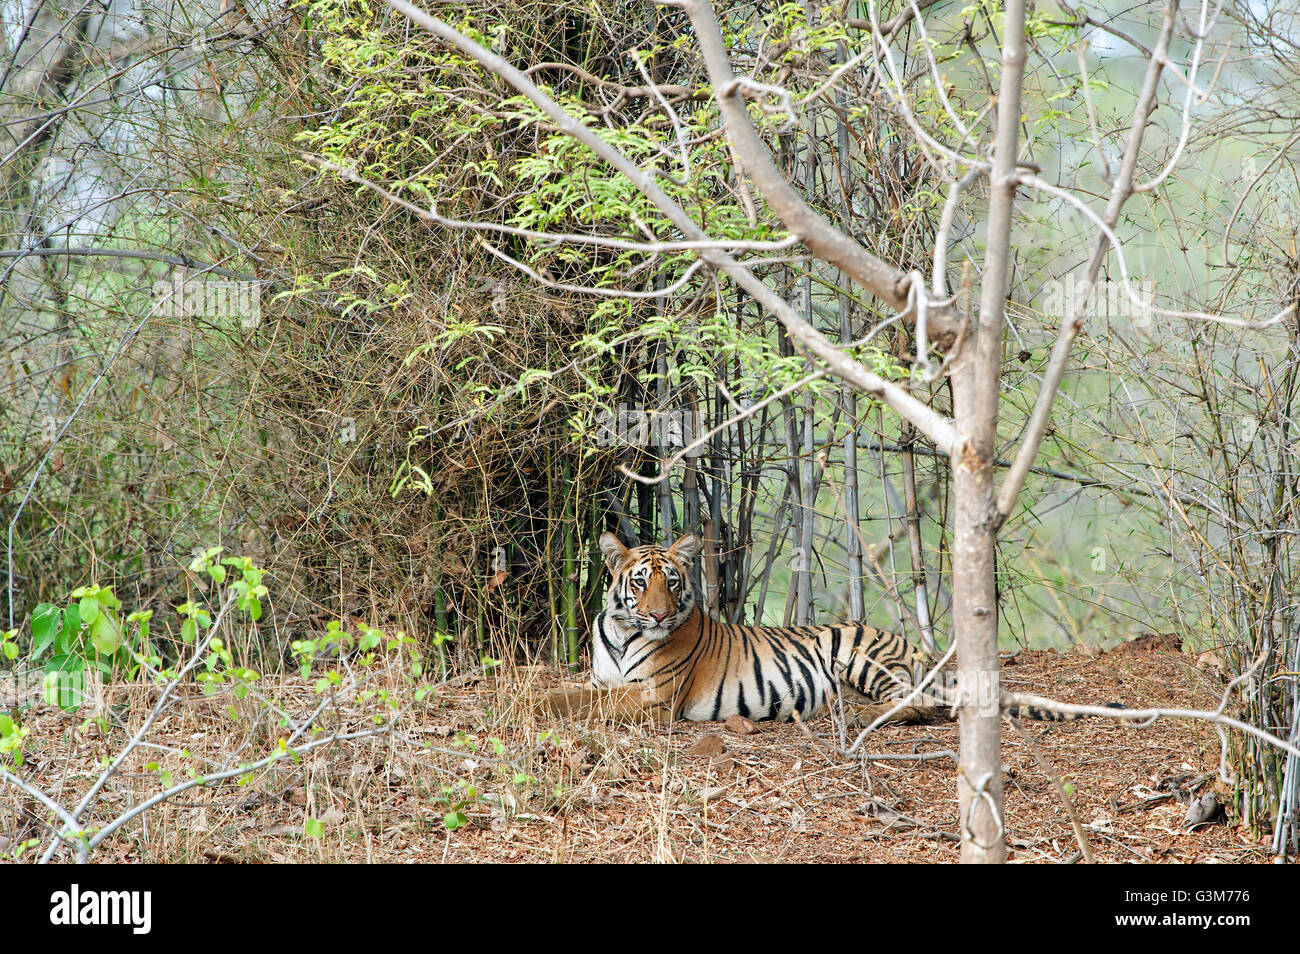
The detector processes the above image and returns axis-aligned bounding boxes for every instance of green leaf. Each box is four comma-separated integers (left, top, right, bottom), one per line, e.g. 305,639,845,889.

30,605,59,658
90,614,122,654
44,653,85,674
57,604,81,654
304,817,324,839
0,714,29,765
78,597,100,625
42,661,84,712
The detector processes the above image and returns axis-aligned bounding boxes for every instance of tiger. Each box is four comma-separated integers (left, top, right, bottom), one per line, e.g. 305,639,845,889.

538,532,1122,727
538,532,940,727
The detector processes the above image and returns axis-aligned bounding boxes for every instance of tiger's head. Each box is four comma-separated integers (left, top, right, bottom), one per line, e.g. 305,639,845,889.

599,532,702,642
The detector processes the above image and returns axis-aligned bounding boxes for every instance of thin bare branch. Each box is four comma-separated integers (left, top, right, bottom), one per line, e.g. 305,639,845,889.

382,0,959,453
677,0,965,347
993,2,1178,526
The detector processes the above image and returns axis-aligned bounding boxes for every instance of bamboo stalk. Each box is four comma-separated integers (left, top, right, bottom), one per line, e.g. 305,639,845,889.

585,496,603,618
901,425,936,652
560,457,578,669
656,343,674,545
753,485,794,622
778,324,805,628
840,292,865,623
796,273,815,624
831,33,865,625
723,460,738,621
703,518,720,616
430,501,450,676
731,382,759,623
714,375,733,619
684,381,703,596
546,448,559,666
774,132,806,628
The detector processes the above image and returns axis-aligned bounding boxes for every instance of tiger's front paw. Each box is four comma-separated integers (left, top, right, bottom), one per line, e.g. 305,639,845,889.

535,685,592,718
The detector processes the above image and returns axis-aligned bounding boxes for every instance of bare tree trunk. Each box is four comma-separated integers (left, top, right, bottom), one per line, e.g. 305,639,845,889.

950,0,1027,864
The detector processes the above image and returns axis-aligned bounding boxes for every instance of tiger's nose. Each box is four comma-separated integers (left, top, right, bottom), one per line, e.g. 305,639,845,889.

650,611,667,622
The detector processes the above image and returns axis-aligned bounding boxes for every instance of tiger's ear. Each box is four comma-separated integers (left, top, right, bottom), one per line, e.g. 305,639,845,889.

668,533,702,563
599,532,631,572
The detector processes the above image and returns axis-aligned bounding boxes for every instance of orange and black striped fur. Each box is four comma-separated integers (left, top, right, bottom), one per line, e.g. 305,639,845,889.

539,533,939,726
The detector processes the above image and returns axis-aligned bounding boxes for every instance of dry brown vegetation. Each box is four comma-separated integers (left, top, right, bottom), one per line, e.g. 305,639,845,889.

4,0,1299,863
1,638,1280,863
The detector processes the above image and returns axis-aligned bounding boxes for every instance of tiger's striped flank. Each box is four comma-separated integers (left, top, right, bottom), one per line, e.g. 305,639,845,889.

542,532,935,725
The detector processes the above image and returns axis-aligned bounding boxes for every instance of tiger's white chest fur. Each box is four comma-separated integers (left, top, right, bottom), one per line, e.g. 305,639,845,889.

589,608,668,688
590,610,627,687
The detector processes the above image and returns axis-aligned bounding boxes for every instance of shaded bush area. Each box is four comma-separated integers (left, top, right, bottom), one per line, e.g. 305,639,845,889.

3,0,941,669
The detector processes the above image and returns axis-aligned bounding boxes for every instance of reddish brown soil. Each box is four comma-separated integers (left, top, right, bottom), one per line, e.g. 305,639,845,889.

0,640,1284,863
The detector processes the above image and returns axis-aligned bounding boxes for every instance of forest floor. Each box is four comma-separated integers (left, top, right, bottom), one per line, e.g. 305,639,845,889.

1,634,1286,864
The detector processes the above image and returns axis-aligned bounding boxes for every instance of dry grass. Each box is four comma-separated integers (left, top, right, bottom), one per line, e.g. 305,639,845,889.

0,639,1287,864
